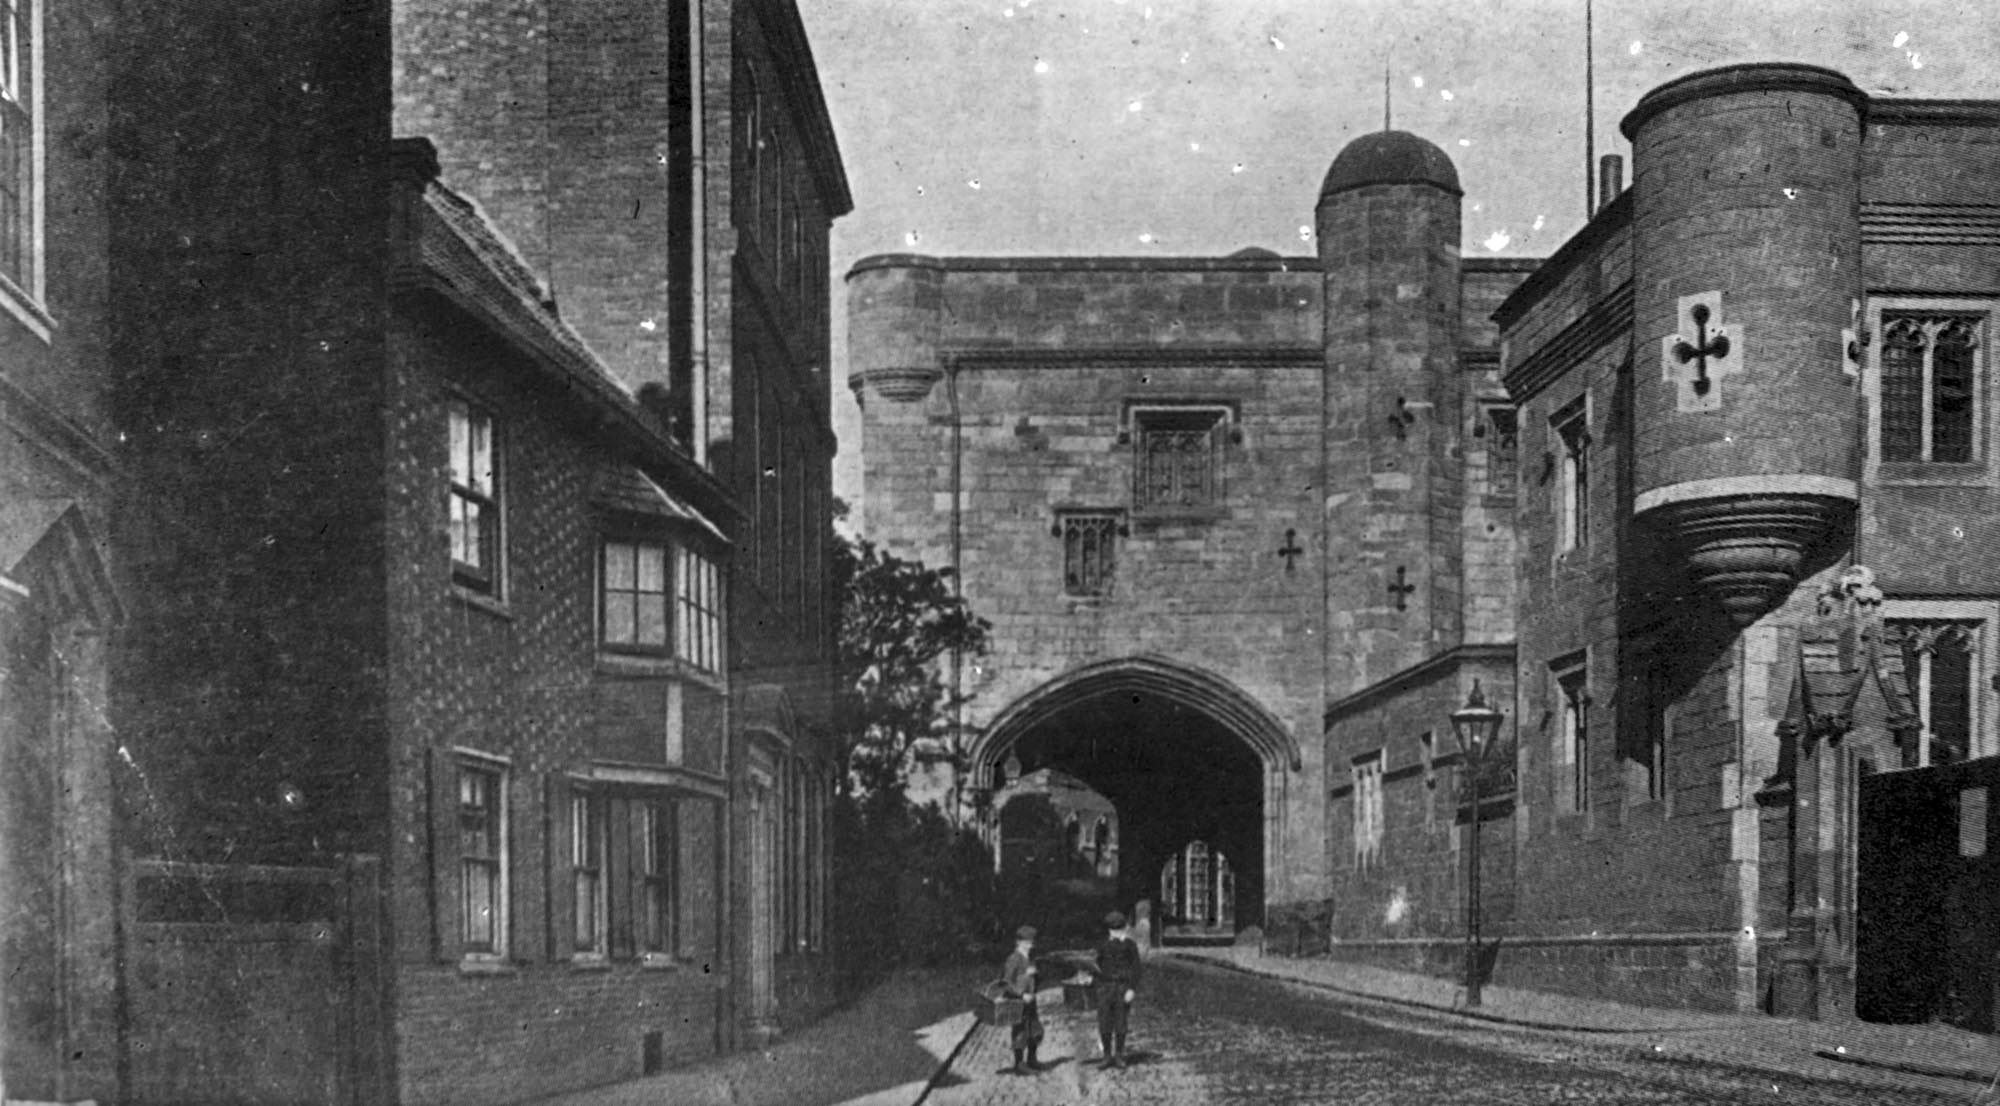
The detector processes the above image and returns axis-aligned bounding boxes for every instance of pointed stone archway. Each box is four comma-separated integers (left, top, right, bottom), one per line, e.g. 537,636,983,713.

971,655,1300,940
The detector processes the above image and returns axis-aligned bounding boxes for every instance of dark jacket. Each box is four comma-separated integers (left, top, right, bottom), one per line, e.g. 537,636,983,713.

1094,935,1143,990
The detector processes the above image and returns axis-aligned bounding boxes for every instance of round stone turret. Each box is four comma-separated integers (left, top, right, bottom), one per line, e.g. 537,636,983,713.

1623,63,1865,624
1316,131,1464,694
846,254,947,403
1320,130,1462,200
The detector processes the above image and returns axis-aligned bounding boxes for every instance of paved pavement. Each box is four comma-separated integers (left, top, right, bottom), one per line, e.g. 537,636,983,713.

521,949,2000,1105
924,955,1992,1105
522,965,987,1106
1176,945,2000,1092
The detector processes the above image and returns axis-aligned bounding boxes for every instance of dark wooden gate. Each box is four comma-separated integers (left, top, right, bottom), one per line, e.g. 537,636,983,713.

122,856,390,1105
1858,755,2000,1031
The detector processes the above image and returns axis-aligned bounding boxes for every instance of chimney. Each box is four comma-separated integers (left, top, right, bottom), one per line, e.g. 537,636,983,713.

1597,154,1624,213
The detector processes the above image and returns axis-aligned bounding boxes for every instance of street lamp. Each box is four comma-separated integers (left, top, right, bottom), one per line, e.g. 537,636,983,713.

1450,679,1506,1007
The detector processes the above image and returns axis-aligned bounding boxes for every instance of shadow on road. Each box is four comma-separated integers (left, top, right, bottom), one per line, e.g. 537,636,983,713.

527,964,990,1106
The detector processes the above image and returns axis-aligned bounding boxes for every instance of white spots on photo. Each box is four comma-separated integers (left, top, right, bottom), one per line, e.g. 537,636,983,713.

1483,229,1512,252
1033,58,1051,75
905,230,922,246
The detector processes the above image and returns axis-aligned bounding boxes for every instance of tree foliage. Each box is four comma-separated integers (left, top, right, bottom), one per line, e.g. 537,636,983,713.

830,530,991,806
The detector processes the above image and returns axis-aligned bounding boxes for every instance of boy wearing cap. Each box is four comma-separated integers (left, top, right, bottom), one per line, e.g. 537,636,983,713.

1001,925,1044,1075
1093,910,1143,1068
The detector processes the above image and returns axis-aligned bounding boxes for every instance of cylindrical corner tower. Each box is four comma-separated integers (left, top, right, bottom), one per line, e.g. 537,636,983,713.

1317,130,1465,695
845,253,947,404
1623,63,1866,624
845,253,948,544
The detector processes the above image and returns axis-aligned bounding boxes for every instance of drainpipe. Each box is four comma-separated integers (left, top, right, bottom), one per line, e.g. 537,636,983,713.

947,355,966,827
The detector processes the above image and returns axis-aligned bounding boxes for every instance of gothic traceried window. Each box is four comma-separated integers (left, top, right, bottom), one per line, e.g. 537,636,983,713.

1132,407,1227,510
1556,662,1590,813
1352,752,1384,868
1889,619,1979,767
1552,399,1589,553
1881,315,1980,464
1479,402,1519,497
1058,511,1119,598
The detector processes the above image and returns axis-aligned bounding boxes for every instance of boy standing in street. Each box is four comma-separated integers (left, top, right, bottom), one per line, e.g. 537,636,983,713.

1093,911,1143,1068
1001,925,1044,1075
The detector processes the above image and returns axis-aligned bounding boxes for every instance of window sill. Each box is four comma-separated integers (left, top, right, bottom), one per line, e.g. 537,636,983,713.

570,955,611,972
639,953,684,970
0,271,54,343
1874,461,1991,487
457,956,519,976
450,586,513,621
594,651,726,691
1131,506,1227,526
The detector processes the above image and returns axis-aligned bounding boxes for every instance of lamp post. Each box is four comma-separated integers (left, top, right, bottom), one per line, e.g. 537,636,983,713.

1450,679,1506,1007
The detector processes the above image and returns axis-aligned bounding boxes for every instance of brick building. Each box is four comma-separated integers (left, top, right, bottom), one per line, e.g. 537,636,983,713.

0,1,845,1104
389,0,851,1064
852,62,2000,1026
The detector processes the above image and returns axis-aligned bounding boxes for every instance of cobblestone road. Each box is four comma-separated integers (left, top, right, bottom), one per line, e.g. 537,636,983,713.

926,959,1973,1105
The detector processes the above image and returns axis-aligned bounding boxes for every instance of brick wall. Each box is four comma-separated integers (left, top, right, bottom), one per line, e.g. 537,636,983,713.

384,305,734,1105
108,0,395,861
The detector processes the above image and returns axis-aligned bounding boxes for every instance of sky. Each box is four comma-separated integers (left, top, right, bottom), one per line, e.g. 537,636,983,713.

796,0,2000,509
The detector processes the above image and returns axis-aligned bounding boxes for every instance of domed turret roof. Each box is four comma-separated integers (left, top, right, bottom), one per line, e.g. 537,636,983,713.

1320,130,1462,199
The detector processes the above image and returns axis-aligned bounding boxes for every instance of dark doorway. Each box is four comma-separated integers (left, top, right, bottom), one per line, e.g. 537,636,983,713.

1857,754,2000,1031
995,690,1264,943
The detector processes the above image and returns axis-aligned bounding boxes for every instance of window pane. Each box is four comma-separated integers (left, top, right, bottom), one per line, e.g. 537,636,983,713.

1881,321,1926,462
1934,324,1977,464
468,414,493,495
604,542,635,590
1931,636,1974,764
602,592,634,644
637,544,666,592
638,592,667,646
463,861,495,948
449,401,470,486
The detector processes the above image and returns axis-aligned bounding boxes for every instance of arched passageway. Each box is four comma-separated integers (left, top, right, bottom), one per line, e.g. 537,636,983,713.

974,657,1294,943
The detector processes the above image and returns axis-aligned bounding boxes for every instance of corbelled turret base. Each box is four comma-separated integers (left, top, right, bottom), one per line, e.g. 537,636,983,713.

1644,493,1853,625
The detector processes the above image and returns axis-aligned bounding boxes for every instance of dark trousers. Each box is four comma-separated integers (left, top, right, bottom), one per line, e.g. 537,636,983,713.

1010,1002,1043,1053
1096,990,1131,1051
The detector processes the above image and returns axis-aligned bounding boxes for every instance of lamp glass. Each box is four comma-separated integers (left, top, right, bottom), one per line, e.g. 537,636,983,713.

1450,682,1505,759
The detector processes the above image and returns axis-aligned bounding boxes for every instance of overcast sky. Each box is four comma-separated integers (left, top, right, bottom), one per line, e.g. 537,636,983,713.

798,0,1999,509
